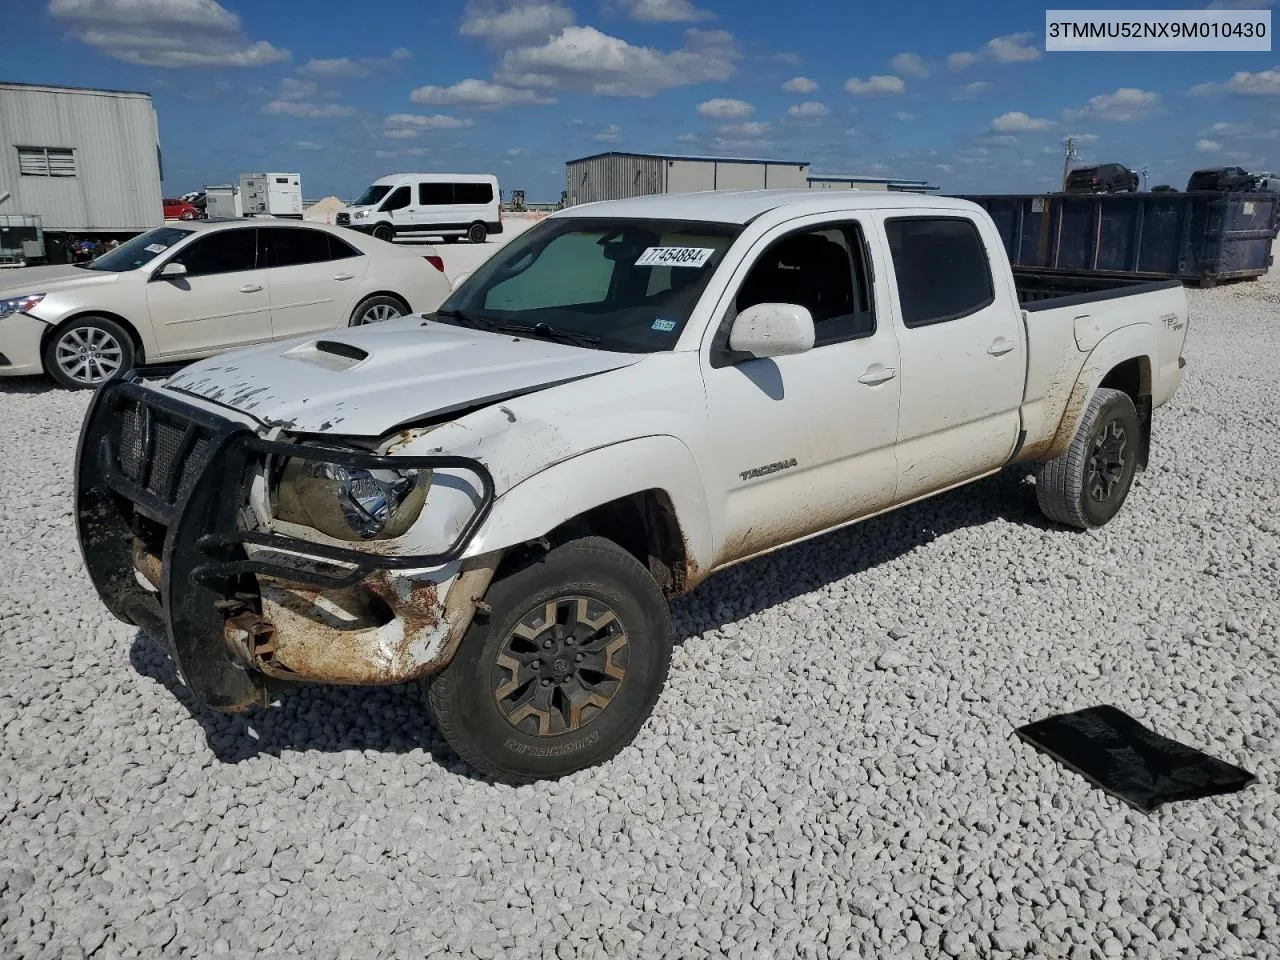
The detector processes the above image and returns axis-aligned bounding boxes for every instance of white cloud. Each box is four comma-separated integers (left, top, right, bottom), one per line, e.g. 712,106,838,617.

497,26,740,96
890,52,930,78
1206,121,1252,137
947,32,1040,72
676,131,699,142
594,123,623,143
375,149,398,160
894,110,914,121
844,75,905,96
276,77,317,100
937,162,954,174
951,81,992,100
985,32,1040,63
299,49,413,77
263,100,355,117
411,78,556,107
49,0,289,67
984,134,1019,145
782,76,818,94
613,0,714,22
460,1,575,46
505,147,529,156
1190,67,1280,96
1197,138,1223,152
991,110,1053,132
1063,87,1159,121
785,101,829,119
711,136,774,152
386,112,475,130
720,120,771,136
697,97,754,118
1065,132,1099,143
293,140,323,150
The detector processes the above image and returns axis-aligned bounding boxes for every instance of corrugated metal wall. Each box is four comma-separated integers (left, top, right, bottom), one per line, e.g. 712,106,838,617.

566,155,667,205
0,84,164,231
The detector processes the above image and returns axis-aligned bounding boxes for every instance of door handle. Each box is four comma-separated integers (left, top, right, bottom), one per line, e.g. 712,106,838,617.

858,365,898,385
240,284,263,294
987,338,1015,356
333,273,355,281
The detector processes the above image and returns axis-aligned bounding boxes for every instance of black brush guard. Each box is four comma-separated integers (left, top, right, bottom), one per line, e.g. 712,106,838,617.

75,378,494,712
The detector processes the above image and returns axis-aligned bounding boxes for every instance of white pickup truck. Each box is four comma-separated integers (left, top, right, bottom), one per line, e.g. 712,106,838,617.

75,191,1189,783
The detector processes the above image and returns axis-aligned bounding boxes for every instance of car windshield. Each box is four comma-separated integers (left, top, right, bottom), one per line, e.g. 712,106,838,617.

354,184,392,207
84,227,194,272
436,218,742,353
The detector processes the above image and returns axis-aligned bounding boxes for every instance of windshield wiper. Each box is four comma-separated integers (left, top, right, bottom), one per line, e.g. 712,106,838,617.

427,308,495,331
496,321,601,348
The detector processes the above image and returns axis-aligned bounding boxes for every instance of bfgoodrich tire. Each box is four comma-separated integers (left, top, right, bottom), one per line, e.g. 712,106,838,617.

426,537,673,784
1036,387,1141,529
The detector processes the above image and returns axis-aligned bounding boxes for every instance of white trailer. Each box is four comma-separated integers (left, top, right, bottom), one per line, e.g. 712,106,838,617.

239,173,303,218
204,184,243,220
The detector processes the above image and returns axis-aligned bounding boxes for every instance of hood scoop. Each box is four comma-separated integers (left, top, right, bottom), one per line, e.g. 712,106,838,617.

283,339,369,371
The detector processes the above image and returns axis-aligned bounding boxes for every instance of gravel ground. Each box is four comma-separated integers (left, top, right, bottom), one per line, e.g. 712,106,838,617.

2,273,1278,960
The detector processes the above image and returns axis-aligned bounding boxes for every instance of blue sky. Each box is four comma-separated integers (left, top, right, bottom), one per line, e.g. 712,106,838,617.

10,0,1280,199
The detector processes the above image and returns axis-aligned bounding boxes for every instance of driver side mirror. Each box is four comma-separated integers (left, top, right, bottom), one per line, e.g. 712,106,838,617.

728,303,815,360
157,261,187,280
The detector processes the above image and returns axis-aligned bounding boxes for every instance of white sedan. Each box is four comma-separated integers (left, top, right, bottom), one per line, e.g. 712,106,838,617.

0,219,450,389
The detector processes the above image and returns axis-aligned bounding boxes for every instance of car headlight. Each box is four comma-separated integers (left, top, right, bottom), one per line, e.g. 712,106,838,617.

0,294,44,318
274,458,431,541
352,209,369,220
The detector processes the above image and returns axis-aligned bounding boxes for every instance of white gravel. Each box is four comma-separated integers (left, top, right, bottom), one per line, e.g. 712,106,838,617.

2,272,1279,959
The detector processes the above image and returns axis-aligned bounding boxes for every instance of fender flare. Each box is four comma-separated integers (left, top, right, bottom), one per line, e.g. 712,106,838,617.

462,435,715,580
1040,324,1154,462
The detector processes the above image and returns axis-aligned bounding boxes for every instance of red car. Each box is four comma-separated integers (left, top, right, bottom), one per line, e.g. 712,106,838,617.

162,198,201,221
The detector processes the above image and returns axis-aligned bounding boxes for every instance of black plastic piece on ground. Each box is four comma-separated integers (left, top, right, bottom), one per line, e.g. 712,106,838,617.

1016,705,1256,813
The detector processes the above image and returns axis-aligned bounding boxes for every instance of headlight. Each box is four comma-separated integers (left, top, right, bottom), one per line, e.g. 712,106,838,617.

352,209,369,220
275,458,431,541
0,294,44,318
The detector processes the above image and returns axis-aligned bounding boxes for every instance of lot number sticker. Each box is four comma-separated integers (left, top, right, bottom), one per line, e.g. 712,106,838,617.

636,246,715,268
144,243,168,254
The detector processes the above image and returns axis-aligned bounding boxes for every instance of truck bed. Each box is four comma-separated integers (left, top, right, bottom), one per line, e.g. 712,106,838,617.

1014,270,1183,312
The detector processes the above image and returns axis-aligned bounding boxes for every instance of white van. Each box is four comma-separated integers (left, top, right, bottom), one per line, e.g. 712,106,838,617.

338,173,502,244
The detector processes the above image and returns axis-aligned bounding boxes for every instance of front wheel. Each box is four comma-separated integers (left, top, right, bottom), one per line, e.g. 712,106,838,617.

426,537,674,784
1036,387,1141,529
43,316,136,390
371,223,394,243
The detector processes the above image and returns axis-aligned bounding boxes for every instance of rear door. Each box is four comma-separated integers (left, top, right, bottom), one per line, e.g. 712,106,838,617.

145,227,271,357
263,226,368,338
879,213,1025,500
702,215,902,566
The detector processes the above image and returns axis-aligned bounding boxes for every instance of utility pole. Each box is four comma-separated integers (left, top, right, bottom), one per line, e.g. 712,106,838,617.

1061,136,1078,191
1141,165,1149,191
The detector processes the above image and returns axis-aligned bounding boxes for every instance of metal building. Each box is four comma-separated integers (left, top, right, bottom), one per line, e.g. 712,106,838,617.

565,152,811,206
807,174,939,193
0,82,164,236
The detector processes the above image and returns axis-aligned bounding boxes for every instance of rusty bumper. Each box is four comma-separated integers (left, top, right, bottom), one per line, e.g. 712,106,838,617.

75,379,496,713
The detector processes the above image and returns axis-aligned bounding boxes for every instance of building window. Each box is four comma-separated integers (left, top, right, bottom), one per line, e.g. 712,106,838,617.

17,147,77,178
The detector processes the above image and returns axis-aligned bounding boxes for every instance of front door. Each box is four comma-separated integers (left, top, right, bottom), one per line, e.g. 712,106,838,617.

702,217,902,567
262,226,367,338
878,213,1026,500
145,227,272,357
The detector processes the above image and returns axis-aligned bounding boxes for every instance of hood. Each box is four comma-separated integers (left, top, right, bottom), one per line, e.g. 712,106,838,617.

164,317,646,436
0,264,122,297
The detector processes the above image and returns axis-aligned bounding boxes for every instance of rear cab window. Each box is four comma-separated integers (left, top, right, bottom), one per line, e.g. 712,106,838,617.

885,217,994,328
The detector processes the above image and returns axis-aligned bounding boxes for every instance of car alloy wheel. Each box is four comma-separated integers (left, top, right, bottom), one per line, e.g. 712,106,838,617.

55,326,124,386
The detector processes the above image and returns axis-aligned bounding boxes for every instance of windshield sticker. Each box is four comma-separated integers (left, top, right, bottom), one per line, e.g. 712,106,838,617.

651,318,677,333
636,246,715,268
143,243,168,254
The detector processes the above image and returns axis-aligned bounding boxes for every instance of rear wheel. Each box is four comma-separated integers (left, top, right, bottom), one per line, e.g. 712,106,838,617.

426,537,673,784
349,294,407,326
371,223,394,243
467,222,487,244
1036,387,1141,529
43,316,135,390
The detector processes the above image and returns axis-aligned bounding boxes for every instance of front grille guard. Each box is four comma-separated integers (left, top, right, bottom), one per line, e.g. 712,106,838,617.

76,376,496,712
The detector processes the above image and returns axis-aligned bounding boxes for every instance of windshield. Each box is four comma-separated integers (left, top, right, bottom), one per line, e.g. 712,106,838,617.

353,184,392,207
437,218,741,353
85,227,194,272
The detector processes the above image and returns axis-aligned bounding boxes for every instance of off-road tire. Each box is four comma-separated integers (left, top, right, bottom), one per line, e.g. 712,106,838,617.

426,536,673,784
43,315,136,390
1036,387,1141,529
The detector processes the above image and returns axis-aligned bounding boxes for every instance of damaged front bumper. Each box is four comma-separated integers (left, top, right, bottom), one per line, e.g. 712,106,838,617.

75,379,496,713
